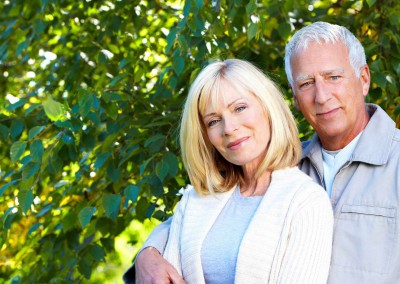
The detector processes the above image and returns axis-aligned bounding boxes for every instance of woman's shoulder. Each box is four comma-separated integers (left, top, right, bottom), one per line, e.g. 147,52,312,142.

273,167,330,206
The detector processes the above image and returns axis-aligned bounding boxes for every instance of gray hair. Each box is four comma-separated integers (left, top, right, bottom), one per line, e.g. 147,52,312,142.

284,21,367,87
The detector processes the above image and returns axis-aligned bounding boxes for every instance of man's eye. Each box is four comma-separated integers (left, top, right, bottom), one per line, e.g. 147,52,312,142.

331,75,340,80
300,81,312,88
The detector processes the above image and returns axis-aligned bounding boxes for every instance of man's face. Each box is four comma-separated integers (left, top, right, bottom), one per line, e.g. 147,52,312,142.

290,41,370,150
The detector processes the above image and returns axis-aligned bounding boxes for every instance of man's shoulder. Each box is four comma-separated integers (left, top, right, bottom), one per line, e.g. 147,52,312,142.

301,140,312,150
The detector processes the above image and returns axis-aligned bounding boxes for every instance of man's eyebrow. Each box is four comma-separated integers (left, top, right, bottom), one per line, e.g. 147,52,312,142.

295,74,314,83
295,68,345,83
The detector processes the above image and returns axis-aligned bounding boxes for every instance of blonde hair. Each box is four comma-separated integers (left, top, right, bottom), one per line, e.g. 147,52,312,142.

180,59,301,195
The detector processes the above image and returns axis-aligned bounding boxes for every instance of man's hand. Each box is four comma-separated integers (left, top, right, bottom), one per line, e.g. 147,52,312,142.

135,247,185,284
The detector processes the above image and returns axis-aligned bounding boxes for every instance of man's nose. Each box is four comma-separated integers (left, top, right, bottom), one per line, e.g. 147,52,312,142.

314,80,331,104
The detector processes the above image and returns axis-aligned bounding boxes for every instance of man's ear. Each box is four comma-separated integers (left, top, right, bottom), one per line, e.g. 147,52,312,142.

360,64,371,97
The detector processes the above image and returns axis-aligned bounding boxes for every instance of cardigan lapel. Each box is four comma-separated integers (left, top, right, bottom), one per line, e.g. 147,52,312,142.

181,187,235,283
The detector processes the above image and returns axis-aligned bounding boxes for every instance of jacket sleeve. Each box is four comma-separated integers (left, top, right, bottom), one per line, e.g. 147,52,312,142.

122,217,173,283
277,188,334,284
162,188,193,276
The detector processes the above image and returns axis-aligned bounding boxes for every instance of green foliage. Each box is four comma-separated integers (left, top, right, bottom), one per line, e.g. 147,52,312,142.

0,0,399,282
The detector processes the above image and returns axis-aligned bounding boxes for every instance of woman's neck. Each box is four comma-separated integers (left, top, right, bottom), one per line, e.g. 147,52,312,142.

240,170,272,197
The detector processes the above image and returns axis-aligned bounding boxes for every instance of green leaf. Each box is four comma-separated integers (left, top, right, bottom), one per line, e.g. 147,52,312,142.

124,185,139,207
94,152,111,170
247,23,258,40
102,194,121,220
164,151,179,177
78,257,92,279
156,159,169,182
62,211,78,231
79,207,97,228
90,244,105,261
28,126,45,140
27,222,42,236
42,98,67,122
0,123,8,140
173,55,185,75
366,0,376,7
34,19,46,35
78,90,94,118
10,120,24,141
30,139,44,163
166,28,178,53
10,141,27,163
106,163,121,183
144,134,165,147
6,98,26,111
372,72,387,89
0,180,18,197
18,190,34,214
140,155,156,175
22,162,40,180
36,203,53,217
16,40,29,56
3,207,17,230
277,22,291,39
246,0,257,15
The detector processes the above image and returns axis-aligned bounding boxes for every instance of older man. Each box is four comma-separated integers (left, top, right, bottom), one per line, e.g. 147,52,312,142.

124,22,400,284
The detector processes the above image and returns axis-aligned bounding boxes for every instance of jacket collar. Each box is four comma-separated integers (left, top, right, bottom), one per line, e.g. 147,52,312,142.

302,104,396,166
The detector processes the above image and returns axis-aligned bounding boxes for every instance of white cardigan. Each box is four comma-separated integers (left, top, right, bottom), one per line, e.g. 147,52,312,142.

163,167,333,283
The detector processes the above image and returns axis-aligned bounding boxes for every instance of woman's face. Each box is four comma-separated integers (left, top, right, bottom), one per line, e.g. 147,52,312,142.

202,79,271,170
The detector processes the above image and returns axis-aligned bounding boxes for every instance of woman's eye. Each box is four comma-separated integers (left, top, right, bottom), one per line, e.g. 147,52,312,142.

208,119,219,127
236,106,246,112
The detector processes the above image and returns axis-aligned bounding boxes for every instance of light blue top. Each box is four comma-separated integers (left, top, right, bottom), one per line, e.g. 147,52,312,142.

322,132,362,197
201,186,262,284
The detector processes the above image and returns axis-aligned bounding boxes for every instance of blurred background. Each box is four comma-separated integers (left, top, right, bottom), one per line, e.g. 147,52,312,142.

0,0,399,283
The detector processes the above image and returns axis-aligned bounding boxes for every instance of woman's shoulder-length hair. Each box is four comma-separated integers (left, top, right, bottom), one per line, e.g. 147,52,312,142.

180,59,301,195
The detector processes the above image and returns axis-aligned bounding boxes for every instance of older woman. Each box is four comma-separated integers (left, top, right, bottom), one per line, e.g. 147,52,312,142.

130,59,333,284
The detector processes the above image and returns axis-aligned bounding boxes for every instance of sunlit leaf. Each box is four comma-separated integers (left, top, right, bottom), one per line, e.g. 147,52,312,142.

42,98,67,122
